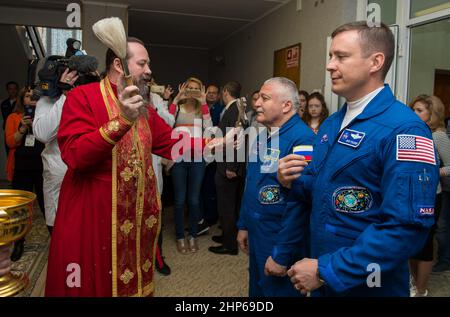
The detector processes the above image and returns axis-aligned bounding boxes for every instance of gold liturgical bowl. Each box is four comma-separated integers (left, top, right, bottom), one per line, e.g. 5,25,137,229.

0,189,35,297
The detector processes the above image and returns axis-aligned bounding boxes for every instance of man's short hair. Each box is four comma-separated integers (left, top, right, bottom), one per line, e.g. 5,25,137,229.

223,81,241,99
264,77,300,111
104,37,146,74
206,84,220,92
6,81,19,89
331,21,395,79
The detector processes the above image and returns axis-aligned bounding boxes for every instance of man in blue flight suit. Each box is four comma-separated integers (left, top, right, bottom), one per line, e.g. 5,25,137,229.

237,77,316,297
277,22,439,296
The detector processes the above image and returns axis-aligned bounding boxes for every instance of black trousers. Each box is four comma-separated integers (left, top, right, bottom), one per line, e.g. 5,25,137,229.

12,170,45,217
201,162,219,226
215,171,244,250
12,169,46,251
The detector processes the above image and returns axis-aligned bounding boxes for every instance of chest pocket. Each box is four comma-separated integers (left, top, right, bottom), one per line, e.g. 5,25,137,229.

330,145,373,179
409,169,436,226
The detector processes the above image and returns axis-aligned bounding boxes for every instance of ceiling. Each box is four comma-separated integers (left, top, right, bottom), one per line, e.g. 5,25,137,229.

1,0,291,49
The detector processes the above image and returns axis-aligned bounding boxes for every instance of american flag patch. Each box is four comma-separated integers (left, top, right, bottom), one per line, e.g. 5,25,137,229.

396,135,436,165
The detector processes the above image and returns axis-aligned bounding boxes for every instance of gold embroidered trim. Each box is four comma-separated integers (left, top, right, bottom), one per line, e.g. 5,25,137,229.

119,112,134,126
134,125,145,296
147,166,155,179
99,127,116,145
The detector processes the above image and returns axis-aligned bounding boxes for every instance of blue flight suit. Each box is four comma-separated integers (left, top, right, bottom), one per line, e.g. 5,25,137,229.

209,101,224,126
238,114,316,297
289,85,439,296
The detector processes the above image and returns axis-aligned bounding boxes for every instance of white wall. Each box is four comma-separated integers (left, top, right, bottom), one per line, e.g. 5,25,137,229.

82,2,129,72
209,0,358,96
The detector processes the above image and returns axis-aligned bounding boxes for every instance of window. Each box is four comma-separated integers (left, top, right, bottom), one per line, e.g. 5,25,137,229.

36,27,82,56
408,18,450,105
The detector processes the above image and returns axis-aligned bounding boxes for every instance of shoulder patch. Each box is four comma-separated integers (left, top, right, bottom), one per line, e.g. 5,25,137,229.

396,135,436,165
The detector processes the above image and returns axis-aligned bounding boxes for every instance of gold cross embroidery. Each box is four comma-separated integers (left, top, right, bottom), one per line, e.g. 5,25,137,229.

120,219,134,236
120,167,134,182
142,259,152,273
145,215,157,230
120,269,135,285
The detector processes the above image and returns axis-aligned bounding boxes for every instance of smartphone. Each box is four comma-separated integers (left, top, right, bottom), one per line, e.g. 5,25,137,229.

185,89,202,99
23,105,35,119
150,85,165,94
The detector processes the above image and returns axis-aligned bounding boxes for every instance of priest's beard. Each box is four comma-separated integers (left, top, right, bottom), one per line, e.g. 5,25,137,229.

132,74,151,119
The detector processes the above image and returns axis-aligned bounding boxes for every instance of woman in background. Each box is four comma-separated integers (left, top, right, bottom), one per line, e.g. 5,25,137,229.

409,94,450,296
169,77,212,254
5,87,45,261
302,92,329,134
297,90,309,118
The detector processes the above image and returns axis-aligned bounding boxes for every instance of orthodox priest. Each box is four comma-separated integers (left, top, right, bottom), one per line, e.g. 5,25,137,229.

45,37,218,297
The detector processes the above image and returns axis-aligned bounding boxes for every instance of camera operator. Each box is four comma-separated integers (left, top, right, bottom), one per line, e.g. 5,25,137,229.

33,68,78,235
5,87,46,262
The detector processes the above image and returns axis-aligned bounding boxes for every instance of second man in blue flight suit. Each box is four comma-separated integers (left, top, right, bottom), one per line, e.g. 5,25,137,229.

237,77,316,296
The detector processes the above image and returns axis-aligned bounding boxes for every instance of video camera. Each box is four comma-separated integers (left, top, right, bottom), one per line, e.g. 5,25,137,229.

30,38,100,101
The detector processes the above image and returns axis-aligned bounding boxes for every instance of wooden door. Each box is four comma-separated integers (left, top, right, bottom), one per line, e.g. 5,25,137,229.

273,43,301,88
434,69,450,118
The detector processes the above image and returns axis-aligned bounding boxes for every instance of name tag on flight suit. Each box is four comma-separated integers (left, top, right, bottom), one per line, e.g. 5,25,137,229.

338,129,365,148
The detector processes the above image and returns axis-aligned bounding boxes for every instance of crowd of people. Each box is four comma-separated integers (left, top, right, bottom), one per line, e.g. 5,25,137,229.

0,20,449,297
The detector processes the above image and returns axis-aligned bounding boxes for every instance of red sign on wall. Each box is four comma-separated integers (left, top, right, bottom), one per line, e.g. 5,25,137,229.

286,46,299,68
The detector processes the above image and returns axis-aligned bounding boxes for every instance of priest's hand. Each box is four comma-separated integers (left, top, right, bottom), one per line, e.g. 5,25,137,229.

119,85,145,122
264,256,287,277
287,258,324,295
277,154,308,189
0,244,12,277
205,127,243,152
